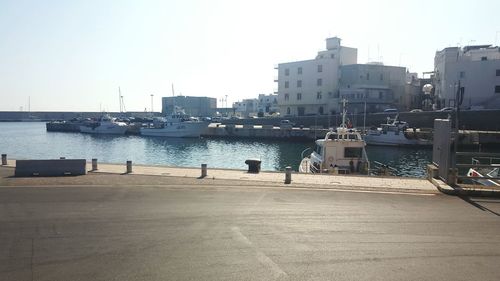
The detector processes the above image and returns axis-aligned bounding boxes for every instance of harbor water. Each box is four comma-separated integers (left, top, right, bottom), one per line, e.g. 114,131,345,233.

1,122,434,177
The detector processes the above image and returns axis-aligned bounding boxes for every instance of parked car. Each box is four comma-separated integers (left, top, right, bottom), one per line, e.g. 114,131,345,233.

438,107,454,112
383,108,398,113
410,109,423,113
279,119,294,128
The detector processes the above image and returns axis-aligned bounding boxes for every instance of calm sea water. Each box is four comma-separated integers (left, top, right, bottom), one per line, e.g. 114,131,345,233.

0,122,433,177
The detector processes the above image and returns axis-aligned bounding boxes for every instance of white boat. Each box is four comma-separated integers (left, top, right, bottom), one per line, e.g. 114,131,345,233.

363,115,431,146
299,100,370,175
466,167,500,187
79,114,128,135
140,114,208,138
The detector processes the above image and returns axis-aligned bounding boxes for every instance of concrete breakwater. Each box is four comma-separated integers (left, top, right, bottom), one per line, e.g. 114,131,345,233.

45,121,500,145
204,124,329,140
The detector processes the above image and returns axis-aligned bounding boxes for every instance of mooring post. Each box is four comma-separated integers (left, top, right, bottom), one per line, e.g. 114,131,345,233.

1,154,7,165
284,166,292,184
201,164,207,178
126,160,132,173
92,158,98,171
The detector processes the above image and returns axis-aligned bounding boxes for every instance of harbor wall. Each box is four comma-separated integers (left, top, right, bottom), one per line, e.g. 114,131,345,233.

2,110,500,130
221,110,500,131
202,124,500,146
0,111,160,121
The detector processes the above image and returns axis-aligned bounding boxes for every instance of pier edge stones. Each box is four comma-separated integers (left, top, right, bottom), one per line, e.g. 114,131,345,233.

92,158,98,171
126,160,132,174
201,164,207,178
1,154,6,165
285,166,292,184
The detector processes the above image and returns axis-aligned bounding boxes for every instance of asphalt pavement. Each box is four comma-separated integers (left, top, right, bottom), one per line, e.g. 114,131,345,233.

1,168,500,280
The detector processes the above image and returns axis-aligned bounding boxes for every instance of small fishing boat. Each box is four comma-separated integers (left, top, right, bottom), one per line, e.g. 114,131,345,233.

79,114,128,135
299,100,370,175
364,115,431,146
140,113,208,138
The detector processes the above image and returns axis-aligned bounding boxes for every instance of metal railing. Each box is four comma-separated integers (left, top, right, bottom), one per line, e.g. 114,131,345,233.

455,152,500,186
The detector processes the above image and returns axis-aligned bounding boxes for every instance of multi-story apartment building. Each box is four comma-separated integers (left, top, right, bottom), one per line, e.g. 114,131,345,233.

338,63,406,113
276,37,357,116
233,98,258,117
257,94,279,115
433,44,500,109
162,96,217,116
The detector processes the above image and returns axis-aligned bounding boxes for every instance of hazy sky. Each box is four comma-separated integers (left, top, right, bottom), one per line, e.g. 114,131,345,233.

1,0,499,112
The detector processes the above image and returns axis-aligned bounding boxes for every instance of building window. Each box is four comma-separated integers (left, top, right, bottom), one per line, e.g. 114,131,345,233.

284,93,289,101
284,81,289,88
317,78,322,86
496,69,500,76
459,71,465,79
481,56,487,61
379,92,383,99
317,65,323,72
297,93,302,100
317,92,322,99
286,107,291,114
380,74,383,81
319,106,324,115
297,80,302,88
330,54,335,59
298,67,302,75
366,73,370,80
496,85,500,93
285,68,289,76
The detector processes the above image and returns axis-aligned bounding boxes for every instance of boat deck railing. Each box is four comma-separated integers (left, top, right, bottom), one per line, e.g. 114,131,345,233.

455,152,500,186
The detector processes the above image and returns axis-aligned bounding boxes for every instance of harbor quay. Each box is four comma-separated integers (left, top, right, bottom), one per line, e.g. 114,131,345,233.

45,120,500,145
1,159,437,194
2,163,500,280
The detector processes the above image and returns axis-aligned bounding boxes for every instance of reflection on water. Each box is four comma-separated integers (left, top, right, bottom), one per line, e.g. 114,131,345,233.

0,122,444,177
366,146,432,178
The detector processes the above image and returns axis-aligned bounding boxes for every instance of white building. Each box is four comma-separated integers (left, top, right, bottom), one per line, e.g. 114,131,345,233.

433,44,500,109
257,94,279,115
338,63,407,113
276,37,357,116
233,98,258,117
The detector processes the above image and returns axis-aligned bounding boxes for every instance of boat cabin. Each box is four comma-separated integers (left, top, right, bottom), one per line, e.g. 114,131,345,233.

308,129,369,174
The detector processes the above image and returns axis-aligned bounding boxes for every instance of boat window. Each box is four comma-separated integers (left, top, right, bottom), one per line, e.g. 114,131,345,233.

348,134,357,140
315,145,322,155
344,147,363,158
328,133,338,140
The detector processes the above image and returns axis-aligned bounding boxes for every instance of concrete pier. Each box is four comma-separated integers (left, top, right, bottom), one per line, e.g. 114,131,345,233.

1,162,500,281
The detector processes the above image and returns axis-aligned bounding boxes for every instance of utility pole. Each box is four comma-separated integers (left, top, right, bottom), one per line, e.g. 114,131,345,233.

453,80,464,170
150,94,154,115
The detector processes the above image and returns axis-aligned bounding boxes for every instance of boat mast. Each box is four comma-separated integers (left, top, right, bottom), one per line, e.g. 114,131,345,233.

118,87,122,113
363,101,367,133
340,98,347,128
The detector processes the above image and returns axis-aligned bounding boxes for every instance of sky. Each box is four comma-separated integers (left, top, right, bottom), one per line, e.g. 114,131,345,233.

0,0,499,112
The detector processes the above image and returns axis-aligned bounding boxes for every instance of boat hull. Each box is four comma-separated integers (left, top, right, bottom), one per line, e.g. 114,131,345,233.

80,125,128,135
140,122,208,138
364,132,431,146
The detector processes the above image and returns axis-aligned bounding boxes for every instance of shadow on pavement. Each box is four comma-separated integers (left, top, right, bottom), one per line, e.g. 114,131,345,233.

458,195,500,216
